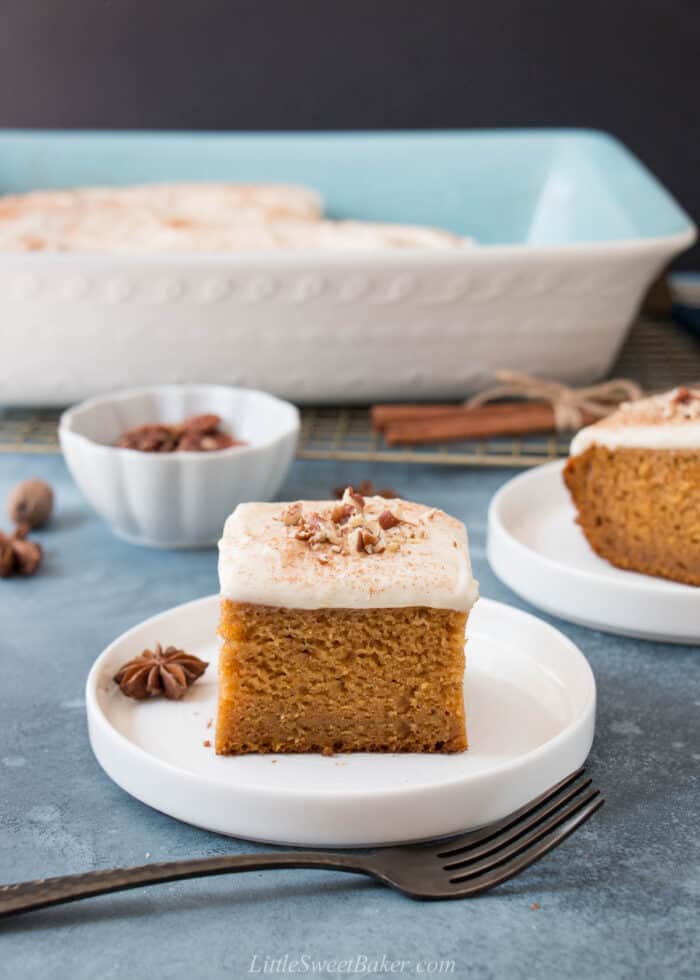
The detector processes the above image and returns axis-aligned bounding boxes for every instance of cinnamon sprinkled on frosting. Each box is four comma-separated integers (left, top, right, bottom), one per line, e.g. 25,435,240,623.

218,490,478,611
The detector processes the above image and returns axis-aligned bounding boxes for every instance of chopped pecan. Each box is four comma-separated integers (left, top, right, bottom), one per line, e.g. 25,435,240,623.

331,503,354,525
294,512,321,540
333,481,399,500
341,486,365,510
311,517,343,548
378,509,400,530
360,528,379,548
672,387,695,405
282,502,303,526
351,528,366,553
360,528,385,554
284,495,400,559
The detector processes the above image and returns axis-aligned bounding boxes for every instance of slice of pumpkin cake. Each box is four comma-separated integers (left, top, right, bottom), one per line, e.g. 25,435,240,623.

564,386,700,586
216,487,478,755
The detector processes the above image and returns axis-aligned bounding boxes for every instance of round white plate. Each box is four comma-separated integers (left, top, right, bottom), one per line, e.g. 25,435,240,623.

86,594,595,847
488,460,700,645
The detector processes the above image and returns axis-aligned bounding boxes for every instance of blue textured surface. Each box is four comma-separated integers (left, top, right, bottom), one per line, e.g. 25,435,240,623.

0,453,698,979
0,129,694,245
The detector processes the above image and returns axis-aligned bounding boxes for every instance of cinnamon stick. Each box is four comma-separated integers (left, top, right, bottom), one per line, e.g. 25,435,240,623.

371,403,464,430
383,402,598,445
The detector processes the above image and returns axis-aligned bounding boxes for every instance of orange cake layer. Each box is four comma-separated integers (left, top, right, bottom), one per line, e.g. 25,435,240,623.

563,445,700,586
216,601,468,755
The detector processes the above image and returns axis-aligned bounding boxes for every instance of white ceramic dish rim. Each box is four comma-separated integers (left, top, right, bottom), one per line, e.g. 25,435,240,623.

85,594,596,802
3,228,695,265
59,384,300,461
489,460,700,600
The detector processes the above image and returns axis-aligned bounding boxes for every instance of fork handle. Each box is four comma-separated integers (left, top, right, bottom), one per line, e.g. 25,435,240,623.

0,852,376,919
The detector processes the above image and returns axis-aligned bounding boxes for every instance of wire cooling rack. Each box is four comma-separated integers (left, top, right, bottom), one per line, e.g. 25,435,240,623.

1,316,698,467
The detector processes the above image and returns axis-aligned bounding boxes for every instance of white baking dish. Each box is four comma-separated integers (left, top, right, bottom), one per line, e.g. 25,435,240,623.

0,129,694,405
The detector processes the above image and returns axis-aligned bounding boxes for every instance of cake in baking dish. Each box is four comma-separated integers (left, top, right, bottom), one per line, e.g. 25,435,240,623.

216,488,478,755
0,182,468,253
0,183,321,252
563,386,700,586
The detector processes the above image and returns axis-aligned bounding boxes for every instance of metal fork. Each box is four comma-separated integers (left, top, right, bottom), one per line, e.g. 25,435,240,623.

0,768,602,918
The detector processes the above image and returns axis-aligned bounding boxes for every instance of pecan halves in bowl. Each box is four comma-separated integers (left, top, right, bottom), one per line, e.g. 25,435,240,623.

117,424,178,452
116,414,245,453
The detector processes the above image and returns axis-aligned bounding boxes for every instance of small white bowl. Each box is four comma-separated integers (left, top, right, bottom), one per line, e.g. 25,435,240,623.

59,385,299,548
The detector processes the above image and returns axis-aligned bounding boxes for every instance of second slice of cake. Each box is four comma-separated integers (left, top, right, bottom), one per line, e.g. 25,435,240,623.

564,386,700,585
216,488,478,755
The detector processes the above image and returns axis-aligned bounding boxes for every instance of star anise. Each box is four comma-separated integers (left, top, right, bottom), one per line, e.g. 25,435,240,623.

114,644,208,700
0,527,43,577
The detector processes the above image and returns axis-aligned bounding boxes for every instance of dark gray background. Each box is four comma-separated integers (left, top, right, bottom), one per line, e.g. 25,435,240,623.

0,0,698,265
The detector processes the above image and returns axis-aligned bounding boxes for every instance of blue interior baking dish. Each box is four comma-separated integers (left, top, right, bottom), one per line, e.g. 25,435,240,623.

0,128,694,249
0,128,695,406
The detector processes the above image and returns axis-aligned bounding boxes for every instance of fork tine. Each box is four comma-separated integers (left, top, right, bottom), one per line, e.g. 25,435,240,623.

446,787,602,880
445,793,604,898
437,768,590,859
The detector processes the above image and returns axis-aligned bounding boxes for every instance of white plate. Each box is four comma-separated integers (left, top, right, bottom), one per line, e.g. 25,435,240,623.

488,461,699,645
86,594,595,847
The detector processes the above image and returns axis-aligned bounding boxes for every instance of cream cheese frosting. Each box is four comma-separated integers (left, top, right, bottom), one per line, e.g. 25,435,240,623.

0,183,322,252
0,182,469,253
570,387,700,455
218,494,479,612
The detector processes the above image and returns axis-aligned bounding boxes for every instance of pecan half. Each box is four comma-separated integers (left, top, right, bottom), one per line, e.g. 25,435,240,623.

117,424,177,452
331,503,354,525
180,413,222,434
177,431,237,452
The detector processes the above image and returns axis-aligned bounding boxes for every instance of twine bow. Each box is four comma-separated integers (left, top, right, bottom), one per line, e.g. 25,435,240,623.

465,371,644,431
